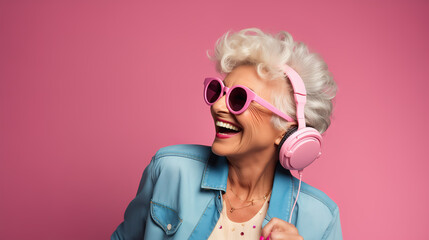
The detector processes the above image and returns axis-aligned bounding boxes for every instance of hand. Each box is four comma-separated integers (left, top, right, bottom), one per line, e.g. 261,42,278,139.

260,218,303,240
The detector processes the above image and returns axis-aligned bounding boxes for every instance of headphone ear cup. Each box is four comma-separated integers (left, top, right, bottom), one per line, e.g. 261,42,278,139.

278,126,298,169
278,127,322,170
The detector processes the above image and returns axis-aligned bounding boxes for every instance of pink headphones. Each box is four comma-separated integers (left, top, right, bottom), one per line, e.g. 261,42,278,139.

278,65,323,171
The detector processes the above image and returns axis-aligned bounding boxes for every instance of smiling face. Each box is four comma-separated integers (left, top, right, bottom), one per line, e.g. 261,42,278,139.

210,65,288,159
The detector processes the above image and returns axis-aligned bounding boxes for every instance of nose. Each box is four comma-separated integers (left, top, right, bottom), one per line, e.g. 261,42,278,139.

211,92,229,114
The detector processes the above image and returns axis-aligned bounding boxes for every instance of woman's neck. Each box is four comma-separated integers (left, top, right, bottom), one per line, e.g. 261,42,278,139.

226,150,277,201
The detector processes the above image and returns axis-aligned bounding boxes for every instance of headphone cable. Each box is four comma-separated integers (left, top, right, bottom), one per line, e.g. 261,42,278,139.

288,170,303,223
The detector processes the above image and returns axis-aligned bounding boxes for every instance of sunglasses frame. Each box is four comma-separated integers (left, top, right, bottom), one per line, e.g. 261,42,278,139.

203,77,294,122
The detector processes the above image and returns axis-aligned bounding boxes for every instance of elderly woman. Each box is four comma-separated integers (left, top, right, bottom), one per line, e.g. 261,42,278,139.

112,28,342,240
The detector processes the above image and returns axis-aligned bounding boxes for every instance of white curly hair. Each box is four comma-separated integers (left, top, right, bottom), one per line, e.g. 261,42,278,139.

210,28,337,134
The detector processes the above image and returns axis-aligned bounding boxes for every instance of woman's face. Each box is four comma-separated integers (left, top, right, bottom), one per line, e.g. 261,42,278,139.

210,65,287,158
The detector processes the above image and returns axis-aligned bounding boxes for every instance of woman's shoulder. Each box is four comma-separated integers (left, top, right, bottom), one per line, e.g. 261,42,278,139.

148,144,213,173
153,144,212,162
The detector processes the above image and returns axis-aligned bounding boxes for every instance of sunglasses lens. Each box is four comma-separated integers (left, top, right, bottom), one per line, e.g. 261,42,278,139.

229,87,247,112
206,80,222,103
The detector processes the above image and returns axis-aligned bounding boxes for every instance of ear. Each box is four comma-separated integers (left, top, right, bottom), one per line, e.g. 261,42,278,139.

274,123,297,146
274,131,286,146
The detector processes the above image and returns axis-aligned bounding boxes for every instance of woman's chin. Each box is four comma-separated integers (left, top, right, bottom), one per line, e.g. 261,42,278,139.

211,141,231,157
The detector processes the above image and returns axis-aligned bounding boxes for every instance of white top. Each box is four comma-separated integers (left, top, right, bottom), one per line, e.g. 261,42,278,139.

208,196,270,240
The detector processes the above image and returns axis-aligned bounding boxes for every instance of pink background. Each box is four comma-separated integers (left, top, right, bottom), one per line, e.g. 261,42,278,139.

1,0,428,239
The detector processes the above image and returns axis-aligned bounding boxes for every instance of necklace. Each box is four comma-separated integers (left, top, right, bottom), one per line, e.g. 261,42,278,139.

224,188,271,213
230,187,272,205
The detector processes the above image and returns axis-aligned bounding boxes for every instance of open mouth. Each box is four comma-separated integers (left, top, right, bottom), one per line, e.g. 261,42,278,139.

215,120,242,137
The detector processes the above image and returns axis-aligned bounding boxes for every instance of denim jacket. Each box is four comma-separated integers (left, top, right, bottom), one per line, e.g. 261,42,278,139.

112,144,342,240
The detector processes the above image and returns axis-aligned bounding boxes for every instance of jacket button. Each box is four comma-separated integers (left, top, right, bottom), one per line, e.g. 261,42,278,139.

218,195,221,199
167,224,172,231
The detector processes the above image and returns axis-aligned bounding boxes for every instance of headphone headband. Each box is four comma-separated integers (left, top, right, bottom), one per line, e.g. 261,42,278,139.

282,64,307,130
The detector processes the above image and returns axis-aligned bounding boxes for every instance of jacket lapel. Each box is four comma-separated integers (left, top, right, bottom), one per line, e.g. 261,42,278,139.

263,163,294,227
188,153,228,240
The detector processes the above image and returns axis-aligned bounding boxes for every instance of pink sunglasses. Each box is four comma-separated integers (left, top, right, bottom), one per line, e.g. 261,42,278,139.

203,77,294,122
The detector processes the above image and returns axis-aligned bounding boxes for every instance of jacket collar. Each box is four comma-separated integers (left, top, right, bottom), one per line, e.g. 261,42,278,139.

201,153,228,192
200,152,293,224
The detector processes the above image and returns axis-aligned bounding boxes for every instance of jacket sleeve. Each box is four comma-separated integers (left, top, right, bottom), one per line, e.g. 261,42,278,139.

321,207,343,240
111,157,157,240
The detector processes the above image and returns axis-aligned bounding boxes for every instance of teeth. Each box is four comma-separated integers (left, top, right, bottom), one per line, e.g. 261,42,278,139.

216,121,240,131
